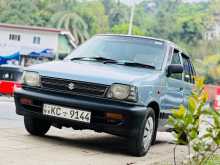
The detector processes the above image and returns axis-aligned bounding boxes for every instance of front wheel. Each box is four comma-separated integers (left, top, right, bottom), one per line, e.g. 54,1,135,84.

128,107,156,156
24,116,51,136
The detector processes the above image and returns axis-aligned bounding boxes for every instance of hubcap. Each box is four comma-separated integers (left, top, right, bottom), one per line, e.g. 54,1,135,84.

143,116,154,149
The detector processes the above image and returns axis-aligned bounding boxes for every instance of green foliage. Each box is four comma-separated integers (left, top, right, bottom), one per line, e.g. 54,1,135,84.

111,23,144,36
195,52,220,84
0,0,219,61
0,0,40,25
168,77,220,165
108,1,129,28
78,1,109,35
49,1,89,44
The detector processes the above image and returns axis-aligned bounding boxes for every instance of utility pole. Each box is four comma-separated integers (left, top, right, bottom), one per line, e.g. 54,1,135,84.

128,0,135,35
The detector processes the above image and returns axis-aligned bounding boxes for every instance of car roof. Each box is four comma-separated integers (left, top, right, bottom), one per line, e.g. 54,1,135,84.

96,34,191,58
97,33,177,45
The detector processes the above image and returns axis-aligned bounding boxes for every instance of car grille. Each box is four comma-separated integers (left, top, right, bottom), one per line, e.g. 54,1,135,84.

40,76,109,98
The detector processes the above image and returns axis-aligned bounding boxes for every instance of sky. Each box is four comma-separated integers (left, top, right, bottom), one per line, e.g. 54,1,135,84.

120,0,209,6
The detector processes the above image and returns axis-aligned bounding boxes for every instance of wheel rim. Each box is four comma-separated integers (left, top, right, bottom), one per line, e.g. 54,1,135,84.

143,116,154,149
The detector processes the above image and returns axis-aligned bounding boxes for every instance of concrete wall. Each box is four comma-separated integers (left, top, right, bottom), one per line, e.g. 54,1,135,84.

0,27,58,56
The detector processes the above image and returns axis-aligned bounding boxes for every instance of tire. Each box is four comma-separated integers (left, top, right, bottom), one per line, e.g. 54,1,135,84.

151,126,157,145
128,107,156,157
24,116,51,136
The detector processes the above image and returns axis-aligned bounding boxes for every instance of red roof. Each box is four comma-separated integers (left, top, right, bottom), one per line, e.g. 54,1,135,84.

0,23,63,33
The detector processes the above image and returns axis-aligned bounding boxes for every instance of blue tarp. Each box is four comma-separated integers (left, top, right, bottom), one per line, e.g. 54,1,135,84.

29,49,54,58
0,52,20,65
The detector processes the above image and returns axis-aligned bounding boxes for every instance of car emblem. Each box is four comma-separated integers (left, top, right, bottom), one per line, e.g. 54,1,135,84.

68,83,75,90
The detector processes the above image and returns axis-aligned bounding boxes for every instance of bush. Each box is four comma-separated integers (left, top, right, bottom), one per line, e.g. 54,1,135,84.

168,77,220,165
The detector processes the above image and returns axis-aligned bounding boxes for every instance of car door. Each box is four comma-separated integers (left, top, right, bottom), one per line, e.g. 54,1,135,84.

181,54,194,107
160,48,184,124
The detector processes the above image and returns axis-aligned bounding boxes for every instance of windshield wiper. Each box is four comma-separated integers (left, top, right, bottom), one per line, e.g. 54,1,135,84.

121,62,155,69
70,57,155,69
70,56,118,63
89,56,118,63
70,57,88,61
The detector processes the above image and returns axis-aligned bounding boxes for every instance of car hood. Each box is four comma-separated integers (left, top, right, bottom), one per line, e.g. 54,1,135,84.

27,61,160,85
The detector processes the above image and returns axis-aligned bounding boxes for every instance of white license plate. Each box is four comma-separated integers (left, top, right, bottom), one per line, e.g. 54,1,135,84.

43,104,91,123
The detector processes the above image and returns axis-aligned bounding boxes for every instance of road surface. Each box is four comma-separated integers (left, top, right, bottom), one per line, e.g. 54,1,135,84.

0,96,187,165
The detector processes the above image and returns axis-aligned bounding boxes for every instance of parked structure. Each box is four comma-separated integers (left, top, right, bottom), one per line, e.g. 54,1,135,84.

0,23,77,66
204,13,220,40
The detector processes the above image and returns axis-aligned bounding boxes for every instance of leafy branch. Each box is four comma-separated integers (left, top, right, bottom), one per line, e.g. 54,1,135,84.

168,77,220,165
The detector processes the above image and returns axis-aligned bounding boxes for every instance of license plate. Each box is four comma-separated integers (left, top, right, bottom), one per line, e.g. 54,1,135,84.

43,104,91,123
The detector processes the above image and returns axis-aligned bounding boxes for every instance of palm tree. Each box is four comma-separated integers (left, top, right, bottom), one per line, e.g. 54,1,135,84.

49,0,89,44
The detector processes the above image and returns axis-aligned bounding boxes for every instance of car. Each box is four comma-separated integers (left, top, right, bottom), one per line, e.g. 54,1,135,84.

0,64,23,96
14,34,196,156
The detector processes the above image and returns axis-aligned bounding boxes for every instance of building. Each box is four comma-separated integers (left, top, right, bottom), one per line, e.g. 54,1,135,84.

0,23,77,66
204,13,220,40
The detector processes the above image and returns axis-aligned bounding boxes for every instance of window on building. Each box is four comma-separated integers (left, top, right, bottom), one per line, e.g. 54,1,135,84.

33,36,41,44
9,34,21,41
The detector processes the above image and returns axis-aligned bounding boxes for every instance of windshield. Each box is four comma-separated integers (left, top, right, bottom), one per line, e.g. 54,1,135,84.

66,35,166,70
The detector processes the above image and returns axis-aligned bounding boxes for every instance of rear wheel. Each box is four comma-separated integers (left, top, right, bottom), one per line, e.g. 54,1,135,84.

128,107,156,156
24,116,51,136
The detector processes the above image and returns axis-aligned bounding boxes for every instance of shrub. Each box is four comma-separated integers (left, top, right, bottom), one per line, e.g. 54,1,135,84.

168,77,220,165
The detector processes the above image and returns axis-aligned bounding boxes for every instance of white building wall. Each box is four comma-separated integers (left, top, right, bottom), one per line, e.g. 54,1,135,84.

0,27,58,56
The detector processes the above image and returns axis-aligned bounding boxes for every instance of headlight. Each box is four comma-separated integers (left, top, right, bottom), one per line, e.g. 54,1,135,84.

107,84,138,102
22,71,40,87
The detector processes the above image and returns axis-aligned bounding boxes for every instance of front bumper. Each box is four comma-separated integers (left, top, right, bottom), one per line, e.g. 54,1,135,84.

14,89,147,137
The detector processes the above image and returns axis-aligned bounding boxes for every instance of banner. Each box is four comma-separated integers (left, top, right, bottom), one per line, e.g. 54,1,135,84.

29,49,54,58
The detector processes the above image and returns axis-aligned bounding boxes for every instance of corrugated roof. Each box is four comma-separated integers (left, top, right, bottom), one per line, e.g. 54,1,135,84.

0,23,65,33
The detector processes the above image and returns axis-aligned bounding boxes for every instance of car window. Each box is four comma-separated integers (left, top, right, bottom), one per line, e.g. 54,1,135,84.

189,61,196,84
0,70,22,81
0,71,15,81
182,54,192,83
170,49,182,80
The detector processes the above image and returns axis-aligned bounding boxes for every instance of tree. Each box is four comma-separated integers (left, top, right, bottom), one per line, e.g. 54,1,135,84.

171,3,210,46
78,1,109,35
209,0,220,15
0,0,39,25
102,0,115,15
111,23,144,35
50,1,89,44
134,1,157,36
108,1,129,28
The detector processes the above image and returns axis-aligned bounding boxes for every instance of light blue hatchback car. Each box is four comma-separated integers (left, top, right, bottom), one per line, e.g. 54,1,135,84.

14,34,196,156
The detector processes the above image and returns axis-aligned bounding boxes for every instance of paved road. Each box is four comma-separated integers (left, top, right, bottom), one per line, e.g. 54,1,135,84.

0,97,187,165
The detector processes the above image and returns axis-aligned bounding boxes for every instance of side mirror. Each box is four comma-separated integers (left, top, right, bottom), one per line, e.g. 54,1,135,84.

167,64,183,77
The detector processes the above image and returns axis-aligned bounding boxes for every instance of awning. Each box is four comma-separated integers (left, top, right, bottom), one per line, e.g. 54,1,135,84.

0,52,20,65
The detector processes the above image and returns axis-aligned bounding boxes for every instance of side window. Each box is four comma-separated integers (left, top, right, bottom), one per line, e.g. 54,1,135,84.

170,49,182,80
182,54,192,83
189,61,196,84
